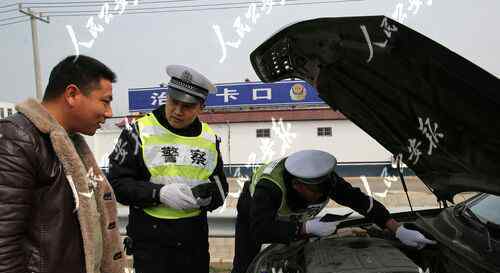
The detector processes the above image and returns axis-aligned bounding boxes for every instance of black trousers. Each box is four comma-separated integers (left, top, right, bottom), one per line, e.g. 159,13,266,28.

127,207,210,273
133,242,209,273
231,182,261,273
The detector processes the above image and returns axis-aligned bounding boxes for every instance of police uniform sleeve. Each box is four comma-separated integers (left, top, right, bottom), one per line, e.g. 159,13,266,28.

108,123,163,207
250,180,300,244
204,136,228,211
329,172,391,228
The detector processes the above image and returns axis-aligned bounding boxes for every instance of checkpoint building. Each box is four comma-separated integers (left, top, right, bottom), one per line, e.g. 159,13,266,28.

88,80,403,178
0,101,16,119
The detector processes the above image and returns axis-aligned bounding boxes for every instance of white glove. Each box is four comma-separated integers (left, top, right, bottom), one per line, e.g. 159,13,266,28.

159,183,199,210
304,218,338,237
395,226,436,249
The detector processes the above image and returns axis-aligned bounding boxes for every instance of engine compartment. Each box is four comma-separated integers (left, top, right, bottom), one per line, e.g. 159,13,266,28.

304,237,419,273
304,237,418,273
248,226,422,273
248,207,499,273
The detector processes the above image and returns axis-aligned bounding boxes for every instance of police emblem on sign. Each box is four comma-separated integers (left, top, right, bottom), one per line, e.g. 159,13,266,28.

290,83,307,101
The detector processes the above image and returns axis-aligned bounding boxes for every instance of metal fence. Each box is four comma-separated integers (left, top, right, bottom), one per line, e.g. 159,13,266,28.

117,207,365,238
117,206,434,238
117,207,237,237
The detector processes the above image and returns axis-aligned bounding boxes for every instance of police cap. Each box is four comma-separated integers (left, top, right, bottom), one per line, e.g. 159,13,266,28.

284,150,337,184
166,65,216,104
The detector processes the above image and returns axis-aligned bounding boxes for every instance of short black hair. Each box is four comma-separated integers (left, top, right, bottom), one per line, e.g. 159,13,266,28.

43,55,116,101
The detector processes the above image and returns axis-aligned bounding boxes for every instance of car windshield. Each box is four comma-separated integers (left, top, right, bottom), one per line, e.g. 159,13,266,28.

469,194,500,225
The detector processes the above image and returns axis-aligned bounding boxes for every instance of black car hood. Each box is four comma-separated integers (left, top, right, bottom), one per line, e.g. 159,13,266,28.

250,16,500,201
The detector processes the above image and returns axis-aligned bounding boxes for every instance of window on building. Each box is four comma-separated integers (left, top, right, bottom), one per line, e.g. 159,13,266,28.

0,108,4,119
7,108,13,117
256,128,271,138
317,127,332,137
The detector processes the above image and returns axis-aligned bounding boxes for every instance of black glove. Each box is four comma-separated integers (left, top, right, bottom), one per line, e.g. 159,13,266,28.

191,182,224,211
191,183,215,199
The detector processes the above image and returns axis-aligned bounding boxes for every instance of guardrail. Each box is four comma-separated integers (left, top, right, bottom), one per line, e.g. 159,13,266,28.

117,207,365,237
117,206,435,237
117,207,238,237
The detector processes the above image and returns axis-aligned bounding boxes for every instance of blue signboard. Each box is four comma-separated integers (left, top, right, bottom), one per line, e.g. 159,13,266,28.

128,80,325,113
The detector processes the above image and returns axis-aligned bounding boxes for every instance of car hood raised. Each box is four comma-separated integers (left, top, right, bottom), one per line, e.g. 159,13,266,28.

250,16,500,201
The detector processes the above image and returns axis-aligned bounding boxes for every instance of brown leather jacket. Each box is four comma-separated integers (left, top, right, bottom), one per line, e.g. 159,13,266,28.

0,99,125,273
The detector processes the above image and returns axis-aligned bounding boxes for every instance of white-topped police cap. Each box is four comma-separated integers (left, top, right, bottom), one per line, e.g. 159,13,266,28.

285,150,337,183
166,65,216,104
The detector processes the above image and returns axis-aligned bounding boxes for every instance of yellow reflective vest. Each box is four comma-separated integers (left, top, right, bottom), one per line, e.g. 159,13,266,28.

137,113,218,219
250,159,328,223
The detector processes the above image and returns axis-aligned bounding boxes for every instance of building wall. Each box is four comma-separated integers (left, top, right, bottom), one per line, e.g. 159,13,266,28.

0,101,16,119
84,128,122,167
85,118,393,176
209,119,391,166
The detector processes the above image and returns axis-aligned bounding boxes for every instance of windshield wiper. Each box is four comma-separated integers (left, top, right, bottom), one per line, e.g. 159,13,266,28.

461,206,495,253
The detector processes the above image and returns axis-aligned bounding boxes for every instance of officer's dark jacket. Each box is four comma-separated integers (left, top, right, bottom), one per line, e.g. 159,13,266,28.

249,171,391,244
108,105,228,243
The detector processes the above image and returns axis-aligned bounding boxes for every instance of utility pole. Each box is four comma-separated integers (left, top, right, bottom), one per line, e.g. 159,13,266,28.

19,4,50,100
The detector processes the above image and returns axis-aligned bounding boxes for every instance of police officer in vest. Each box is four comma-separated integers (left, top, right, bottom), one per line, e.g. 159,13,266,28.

231,149,435,273
109,65,228,273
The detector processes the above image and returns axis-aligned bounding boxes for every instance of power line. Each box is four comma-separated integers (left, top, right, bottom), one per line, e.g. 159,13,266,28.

23,0,258,9
26,0,362,10
0,8,17,14
24,0,199,6
35,0,364,16
47,5,247,16
0,15,24,22
25,2,192,9
39,0,274,13
0,3,19,9
1,0,363,26
0,18,29,28
24,1,115,4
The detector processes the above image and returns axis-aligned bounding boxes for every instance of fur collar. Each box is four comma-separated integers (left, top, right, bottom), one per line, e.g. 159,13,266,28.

16,98,125,273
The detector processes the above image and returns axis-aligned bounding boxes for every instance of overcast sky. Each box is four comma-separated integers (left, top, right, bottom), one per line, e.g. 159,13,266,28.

1,0,499,116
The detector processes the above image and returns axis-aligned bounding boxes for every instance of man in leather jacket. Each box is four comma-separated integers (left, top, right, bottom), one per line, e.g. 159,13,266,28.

0,55,125,273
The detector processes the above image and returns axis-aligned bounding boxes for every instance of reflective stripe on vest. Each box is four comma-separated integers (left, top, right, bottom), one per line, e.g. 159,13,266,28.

250,159,328,223
137,114,218,219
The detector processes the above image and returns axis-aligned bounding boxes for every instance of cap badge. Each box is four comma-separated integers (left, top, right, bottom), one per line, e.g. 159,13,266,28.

181,70,193,83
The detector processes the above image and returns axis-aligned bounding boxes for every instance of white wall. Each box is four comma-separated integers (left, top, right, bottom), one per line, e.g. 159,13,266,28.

210,119,391,166
86,118,392,167
84,129,122,167
0,101,16,119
